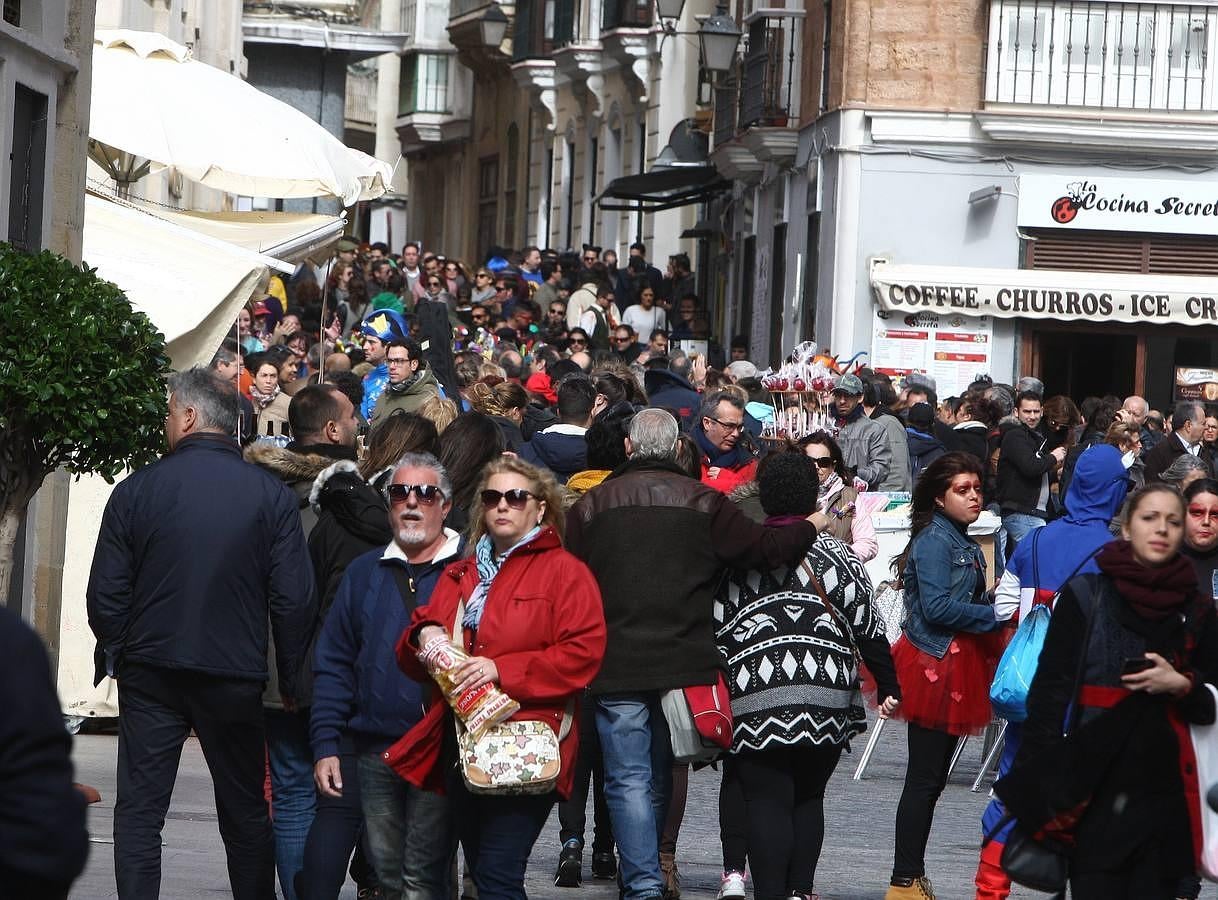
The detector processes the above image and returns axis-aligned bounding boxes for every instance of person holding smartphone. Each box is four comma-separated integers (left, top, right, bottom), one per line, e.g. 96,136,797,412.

1001,483,1218,900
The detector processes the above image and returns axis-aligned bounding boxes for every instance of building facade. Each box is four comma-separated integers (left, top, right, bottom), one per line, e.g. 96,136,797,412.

713,0,1218,407
391,0,709,276
1,0,96,644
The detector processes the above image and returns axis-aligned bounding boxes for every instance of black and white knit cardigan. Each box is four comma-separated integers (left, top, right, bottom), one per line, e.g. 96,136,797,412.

714,535,885,751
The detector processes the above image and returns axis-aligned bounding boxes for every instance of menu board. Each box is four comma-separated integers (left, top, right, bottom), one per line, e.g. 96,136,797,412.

871,310,993,397
1175,367,1218,402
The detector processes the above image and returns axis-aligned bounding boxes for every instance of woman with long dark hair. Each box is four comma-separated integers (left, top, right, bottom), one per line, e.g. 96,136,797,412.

885,452,1004,900
798,431,878,562
1000,483,1218,898
437,413,507,534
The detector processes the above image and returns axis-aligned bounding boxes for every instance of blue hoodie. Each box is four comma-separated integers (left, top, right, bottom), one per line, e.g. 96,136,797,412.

994,443,1129,621
983,442,1128,845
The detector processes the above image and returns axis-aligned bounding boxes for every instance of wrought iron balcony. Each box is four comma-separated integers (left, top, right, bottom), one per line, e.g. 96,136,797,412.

986,0,1218,111
739,12,801,129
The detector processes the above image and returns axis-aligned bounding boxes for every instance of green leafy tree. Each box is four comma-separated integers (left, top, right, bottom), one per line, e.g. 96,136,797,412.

0,244,171,603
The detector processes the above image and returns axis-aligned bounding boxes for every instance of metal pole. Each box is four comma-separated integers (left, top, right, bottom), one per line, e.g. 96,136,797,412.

972,721,1009,792
852,716,886,780
947,735,969,777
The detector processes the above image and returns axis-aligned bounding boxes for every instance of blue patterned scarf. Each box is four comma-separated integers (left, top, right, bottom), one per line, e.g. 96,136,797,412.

462,526,542,629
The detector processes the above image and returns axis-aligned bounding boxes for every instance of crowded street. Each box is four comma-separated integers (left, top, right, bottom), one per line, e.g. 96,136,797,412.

68,728,1035,899
11,1,1218,900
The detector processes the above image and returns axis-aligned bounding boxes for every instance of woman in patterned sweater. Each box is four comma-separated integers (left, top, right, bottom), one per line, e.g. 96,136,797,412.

715,451,900,900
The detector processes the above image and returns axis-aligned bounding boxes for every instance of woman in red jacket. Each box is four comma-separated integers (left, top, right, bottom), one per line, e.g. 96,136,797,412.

384,457,607,900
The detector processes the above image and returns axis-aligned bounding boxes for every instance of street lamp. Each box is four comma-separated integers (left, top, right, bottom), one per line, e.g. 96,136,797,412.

480,4,510,48
698,4,741,73
655,0,687,28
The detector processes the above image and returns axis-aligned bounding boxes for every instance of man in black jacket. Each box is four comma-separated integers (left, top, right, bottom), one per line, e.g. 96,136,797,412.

996,391,1067,550
565,409,825,900
88,367,315,900
0,606,89,899
246,384,382,900
1144,401,1206,484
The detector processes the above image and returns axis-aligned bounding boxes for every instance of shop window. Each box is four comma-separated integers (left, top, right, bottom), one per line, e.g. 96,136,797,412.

7,84,47,253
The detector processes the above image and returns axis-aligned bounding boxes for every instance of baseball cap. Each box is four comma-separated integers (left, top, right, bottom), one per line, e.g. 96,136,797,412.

251,299,270,316
833,373,865,396
337,237,359,252
726,360,758,381
902,372,937,392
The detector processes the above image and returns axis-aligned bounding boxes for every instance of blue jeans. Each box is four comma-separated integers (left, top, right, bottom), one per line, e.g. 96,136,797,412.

449,775,555,900
357,752,454,900
595,693,673,900
266,708,317,900
1003,512,1045,552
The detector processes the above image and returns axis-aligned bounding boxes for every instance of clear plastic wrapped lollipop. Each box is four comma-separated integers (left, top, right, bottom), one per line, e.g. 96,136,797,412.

418,634,520,739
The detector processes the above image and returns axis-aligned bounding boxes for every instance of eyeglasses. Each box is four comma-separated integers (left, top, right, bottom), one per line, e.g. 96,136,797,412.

582,256,597,264
808,457,835,469
569,338,587,346
428,281,443,288
476,272,491,279
707,417,744,433
495,284,511,292
480,488,538,509
614,336,633,343
386,356,413,367
387,483,443,505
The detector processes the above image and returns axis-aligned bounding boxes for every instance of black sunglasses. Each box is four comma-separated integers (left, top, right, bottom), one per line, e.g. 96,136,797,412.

387,483,444,505
480,488,538,509
809,457,835,469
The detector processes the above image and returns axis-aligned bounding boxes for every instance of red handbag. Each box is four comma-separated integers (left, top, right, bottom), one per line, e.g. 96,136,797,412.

681,671,733,750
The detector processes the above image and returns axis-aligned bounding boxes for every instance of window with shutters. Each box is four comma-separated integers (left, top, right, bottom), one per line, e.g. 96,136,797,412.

1024,228,1218,276
8,84,47,253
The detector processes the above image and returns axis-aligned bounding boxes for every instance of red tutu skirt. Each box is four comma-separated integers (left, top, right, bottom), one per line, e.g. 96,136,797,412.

890,631,1005,737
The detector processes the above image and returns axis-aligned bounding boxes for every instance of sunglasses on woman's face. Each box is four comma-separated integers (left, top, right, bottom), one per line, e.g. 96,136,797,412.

570,338,587,346
480,488,537,509
386,483,443,505
428,281,442,288
809,457,834,469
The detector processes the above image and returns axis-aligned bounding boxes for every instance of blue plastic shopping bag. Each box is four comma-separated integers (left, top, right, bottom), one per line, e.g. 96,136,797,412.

990,603,1052,722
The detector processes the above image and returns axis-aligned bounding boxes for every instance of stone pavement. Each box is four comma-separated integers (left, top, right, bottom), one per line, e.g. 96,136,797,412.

70,720,1037,899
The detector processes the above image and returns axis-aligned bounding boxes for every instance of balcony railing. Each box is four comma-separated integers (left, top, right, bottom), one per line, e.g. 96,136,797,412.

739,13,801,128
345,63,378,127
602,0,651,31
987,0,1218,111
714,74,740,145
513,0,557,60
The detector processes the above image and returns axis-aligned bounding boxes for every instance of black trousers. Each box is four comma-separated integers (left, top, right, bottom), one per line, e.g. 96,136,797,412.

298,741,376,900
892,723,958,880
114,662,275,900
719,756,747,872
734,744,843,900
557,695,615,853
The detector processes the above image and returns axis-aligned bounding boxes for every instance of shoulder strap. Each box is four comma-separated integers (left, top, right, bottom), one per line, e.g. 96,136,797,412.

389,565,417,614
1049,546,1103,608
799,558,860,663
1030,529,1042,591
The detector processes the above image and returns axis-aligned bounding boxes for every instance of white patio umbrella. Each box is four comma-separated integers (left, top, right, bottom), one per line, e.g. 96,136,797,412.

89,29,393,206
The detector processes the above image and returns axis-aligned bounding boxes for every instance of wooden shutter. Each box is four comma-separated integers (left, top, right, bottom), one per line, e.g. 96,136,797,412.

1025,228,1218,275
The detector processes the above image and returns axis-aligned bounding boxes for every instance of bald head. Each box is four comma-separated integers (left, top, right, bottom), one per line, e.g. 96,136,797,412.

326,352,352,373
570,351,592,372
1123,395,1148,425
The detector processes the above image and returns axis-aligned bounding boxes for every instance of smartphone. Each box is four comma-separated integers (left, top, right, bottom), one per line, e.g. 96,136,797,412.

1121,656,1153,675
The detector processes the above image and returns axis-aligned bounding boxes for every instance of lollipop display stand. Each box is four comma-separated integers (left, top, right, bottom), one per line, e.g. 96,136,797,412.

758,342,841,441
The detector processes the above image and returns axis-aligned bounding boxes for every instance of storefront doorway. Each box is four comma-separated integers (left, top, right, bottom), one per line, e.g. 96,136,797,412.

1034,327,1137,401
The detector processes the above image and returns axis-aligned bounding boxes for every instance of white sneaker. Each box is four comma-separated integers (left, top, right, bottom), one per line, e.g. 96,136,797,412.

717,871,747,900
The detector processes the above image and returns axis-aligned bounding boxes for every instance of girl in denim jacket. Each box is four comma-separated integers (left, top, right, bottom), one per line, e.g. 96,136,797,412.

885,453,1004,900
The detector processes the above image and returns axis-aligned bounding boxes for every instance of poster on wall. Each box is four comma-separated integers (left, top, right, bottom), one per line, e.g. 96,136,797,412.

1175,367,1218,403
871,309,993,397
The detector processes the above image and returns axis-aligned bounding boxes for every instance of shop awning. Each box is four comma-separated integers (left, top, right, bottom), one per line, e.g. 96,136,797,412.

130,206,346,269
597,165,730,213
870,259,1218,328
83,193,271,370
90,30,393,205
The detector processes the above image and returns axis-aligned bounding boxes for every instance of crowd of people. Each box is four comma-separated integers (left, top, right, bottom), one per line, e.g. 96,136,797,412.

27,234,1214,900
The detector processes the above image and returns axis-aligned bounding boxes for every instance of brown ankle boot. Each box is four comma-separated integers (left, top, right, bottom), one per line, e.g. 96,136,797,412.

659,851,681,899
884,875,935,900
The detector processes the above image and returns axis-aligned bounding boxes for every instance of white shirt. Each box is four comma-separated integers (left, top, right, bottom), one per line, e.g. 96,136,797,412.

622,304,668,341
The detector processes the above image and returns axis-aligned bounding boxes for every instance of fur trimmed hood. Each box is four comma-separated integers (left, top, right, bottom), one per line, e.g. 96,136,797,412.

309,459,363,511
244,442,341,484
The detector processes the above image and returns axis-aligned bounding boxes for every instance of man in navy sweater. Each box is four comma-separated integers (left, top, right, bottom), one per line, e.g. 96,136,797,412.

310,451,464,900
